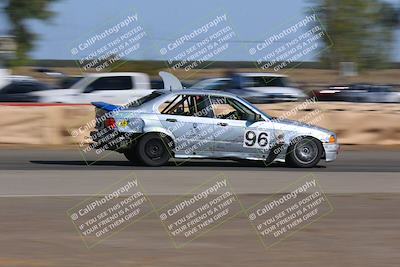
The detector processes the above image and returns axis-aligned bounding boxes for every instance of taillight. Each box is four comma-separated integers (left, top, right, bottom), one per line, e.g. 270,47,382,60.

105,118,116,129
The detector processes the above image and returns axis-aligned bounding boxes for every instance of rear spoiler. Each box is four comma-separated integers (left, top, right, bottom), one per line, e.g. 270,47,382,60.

91,102,122,112
159,71,183,90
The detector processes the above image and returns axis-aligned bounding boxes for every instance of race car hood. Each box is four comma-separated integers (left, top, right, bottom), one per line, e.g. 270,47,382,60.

272,118,330,132
258,118,334,143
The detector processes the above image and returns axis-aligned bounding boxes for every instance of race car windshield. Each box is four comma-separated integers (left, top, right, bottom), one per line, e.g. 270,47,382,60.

127,91,164,107
236,96,272,120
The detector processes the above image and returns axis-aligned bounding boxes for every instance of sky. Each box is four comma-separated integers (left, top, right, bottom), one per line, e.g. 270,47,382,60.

1,0,400,61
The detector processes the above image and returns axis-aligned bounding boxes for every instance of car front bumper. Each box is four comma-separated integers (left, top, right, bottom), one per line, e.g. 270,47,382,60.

323,143,339,162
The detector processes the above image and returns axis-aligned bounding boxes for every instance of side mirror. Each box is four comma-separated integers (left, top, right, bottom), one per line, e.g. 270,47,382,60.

248,113,262,122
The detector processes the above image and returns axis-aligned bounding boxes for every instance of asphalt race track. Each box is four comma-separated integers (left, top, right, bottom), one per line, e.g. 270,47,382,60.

0,149,399,196
1,148,400,172
0,149,399,267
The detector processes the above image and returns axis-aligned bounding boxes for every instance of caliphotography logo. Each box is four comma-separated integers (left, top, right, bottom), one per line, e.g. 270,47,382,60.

67,174,154,248
69,7,147,73
245,174,334,250
155,174,243,248
156,9,236,80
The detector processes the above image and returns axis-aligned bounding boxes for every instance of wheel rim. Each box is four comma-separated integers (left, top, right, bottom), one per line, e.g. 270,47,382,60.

294,139,318,164
144,139,165,160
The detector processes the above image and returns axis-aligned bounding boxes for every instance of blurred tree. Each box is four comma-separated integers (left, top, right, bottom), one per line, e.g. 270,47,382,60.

3,0,58,65
311,0,399,69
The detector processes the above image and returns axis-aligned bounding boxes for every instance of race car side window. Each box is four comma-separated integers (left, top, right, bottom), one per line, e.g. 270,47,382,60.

191,95,213,118
210,96,257,121
160,94,193,116
160,94,213,117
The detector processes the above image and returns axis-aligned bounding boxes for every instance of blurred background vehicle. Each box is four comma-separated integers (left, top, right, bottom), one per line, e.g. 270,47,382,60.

314,84,400,103
190,73,307,103
0,67,10,88
340,84,400,103
39,72,155,104
313,85,349,102
33,67,83,89
151,79,192,89
57,75,83,89
0,76,54,102
190,77,231,91
150,79,165,90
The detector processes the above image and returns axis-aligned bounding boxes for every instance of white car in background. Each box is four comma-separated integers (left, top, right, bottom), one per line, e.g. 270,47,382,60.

191,73,307,103
0,68,10,88
38,72,155,104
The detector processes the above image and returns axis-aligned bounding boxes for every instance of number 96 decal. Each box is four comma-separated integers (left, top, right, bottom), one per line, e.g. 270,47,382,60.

243,130,270,149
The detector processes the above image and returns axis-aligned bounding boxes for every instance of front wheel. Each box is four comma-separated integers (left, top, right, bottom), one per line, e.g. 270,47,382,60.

136,133,171,167
124,149,141,165
286,137,323,168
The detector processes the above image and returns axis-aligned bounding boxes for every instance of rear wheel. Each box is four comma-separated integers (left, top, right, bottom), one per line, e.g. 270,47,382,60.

136,133,171,167
286,137,323,168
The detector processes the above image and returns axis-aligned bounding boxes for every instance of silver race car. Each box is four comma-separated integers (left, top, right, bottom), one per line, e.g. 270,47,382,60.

91,72,339,168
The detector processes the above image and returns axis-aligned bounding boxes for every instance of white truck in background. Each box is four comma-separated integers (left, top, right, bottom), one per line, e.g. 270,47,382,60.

0,67,10,89
38,72,155,104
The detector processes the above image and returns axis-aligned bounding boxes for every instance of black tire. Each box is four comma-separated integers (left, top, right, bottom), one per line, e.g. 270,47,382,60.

136,133,171,167
286,137,323,168
123,149,141,165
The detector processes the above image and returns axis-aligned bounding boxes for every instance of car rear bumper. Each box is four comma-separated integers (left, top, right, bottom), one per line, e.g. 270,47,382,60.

90,130,134,151
323,143,339,162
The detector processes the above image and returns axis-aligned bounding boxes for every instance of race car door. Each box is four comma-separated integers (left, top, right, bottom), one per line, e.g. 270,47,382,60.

210,96,275,159
159,94,215,157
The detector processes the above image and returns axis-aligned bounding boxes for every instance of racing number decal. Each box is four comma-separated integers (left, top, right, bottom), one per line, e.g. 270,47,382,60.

243,130,270,149
244,131,257,147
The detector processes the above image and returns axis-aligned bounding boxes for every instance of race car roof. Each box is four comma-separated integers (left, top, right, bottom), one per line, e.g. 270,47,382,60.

162,89,239,98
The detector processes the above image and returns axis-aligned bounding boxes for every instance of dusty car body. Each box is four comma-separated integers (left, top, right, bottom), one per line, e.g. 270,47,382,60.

91,77,339,168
